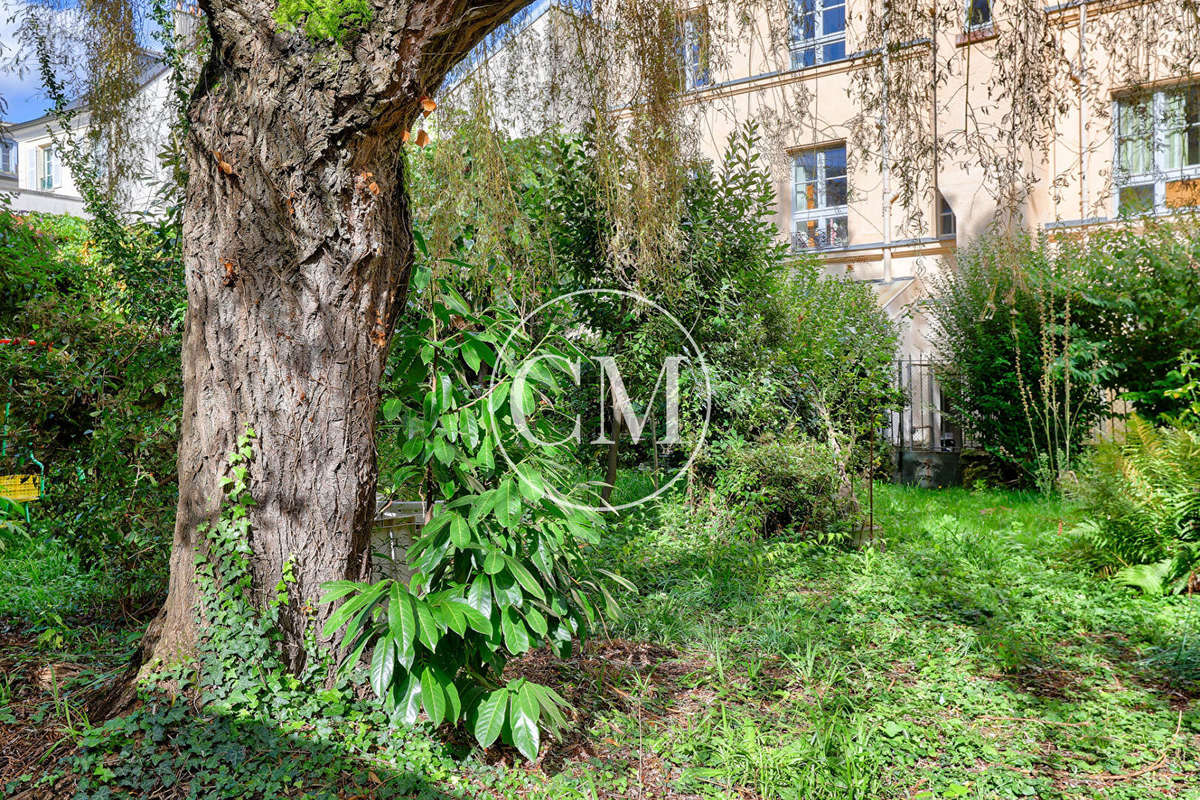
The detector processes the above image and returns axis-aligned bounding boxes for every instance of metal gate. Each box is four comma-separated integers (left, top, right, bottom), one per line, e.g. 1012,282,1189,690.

888,358,960,453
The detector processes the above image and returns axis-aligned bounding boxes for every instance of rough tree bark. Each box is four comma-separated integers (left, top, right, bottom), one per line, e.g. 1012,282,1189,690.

134,0,533,677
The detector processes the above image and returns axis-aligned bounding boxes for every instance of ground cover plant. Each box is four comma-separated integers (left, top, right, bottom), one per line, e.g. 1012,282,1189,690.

4,481,1198,798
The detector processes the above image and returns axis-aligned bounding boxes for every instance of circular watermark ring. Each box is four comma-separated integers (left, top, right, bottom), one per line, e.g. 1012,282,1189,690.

489,288,712,514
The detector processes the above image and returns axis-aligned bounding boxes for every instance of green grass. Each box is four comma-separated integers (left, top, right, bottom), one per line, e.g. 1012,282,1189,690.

522,483,1200,799
3,484,1198,799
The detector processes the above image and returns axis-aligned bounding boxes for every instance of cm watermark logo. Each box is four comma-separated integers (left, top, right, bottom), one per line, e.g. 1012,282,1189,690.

491,289,712,513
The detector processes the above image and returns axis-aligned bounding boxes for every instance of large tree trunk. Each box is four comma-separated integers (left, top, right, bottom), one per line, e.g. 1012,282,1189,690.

135,0,532,678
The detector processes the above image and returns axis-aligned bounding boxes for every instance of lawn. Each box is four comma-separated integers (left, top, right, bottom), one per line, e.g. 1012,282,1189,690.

2,484,1198,798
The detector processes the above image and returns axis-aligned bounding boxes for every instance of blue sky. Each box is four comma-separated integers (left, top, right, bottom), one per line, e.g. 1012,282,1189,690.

0,0,63,122
0,0,52,122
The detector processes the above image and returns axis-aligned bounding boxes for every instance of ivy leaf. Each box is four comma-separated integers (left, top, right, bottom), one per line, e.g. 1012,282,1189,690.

473,689,508,749
510,683,541,760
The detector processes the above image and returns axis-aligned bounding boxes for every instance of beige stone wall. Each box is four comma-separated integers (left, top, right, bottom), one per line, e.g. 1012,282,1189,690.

675,0,1196,357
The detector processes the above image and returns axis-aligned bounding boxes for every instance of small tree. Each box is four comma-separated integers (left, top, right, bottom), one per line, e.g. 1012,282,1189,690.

926,235,1109,486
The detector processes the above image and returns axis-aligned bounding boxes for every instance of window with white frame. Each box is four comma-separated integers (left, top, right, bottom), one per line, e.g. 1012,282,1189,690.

1115,83,1200,214
0,140,15,177
966,0,992,29
679,10,710,90
792,143,848,251
37,145,59,190
790,0,846,70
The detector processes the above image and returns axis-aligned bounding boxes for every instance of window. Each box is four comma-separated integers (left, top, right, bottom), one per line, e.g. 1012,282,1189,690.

37,145,59,190
792,143,848,251
937,192,956,238
966,0,992,29
679,10,710,91
0,140,15,176
790,0,846,70
1115,83,1200,214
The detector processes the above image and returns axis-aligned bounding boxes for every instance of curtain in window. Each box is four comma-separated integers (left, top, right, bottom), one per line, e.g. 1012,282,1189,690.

1118,100,1152,175
1164,88,1200,170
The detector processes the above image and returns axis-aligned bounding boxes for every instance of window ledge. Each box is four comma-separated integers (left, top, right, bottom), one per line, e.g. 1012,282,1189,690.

956,25,996,46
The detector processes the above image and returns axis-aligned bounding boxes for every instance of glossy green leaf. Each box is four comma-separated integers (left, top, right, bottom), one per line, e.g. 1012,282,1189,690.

510,683,541,760
503,556,546,601
473,689,508,748
501,606,531,654
466,574,493,619
483,550,505,575
492,571,523,608
449,598,492,635
322,581,386,639
524,606,548,637
389,584,416,669
414,596,441,651
393,672,422,726
420,666,446,726
369,634,395,698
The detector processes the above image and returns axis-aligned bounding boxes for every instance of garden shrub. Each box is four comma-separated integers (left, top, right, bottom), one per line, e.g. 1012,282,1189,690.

711,435,843,538
356,251,628,758
1065,216,1200,421
1067,414,1200,594
0,206,182,611
926,234,1108,487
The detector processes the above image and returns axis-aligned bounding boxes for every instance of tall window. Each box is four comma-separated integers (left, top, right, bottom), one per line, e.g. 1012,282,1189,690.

791,0,846,70
966,0,992,28
37,145,59,190
792,143,848,251
1115,83,1200,214
679,10,710,90
0,140,15,177
937,192,957,238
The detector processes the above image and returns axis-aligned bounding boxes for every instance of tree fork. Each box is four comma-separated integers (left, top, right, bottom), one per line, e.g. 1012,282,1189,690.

130,0,534,687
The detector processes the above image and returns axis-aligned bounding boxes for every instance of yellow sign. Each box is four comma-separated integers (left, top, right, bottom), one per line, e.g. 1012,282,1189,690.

0,474,40,502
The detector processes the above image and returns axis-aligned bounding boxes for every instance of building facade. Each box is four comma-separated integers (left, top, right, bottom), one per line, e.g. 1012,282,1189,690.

0,56,174,217
443,0,1196,453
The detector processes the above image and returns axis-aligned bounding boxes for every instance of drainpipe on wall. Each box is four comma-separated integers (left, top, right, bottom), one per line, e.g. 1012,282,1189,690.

881,0,893,283
1078,2,1088,222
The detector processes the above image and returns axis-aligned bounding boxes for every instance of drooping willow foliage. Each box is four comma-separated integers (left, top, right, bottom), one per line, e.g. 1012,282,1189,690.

5,0,1200,272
